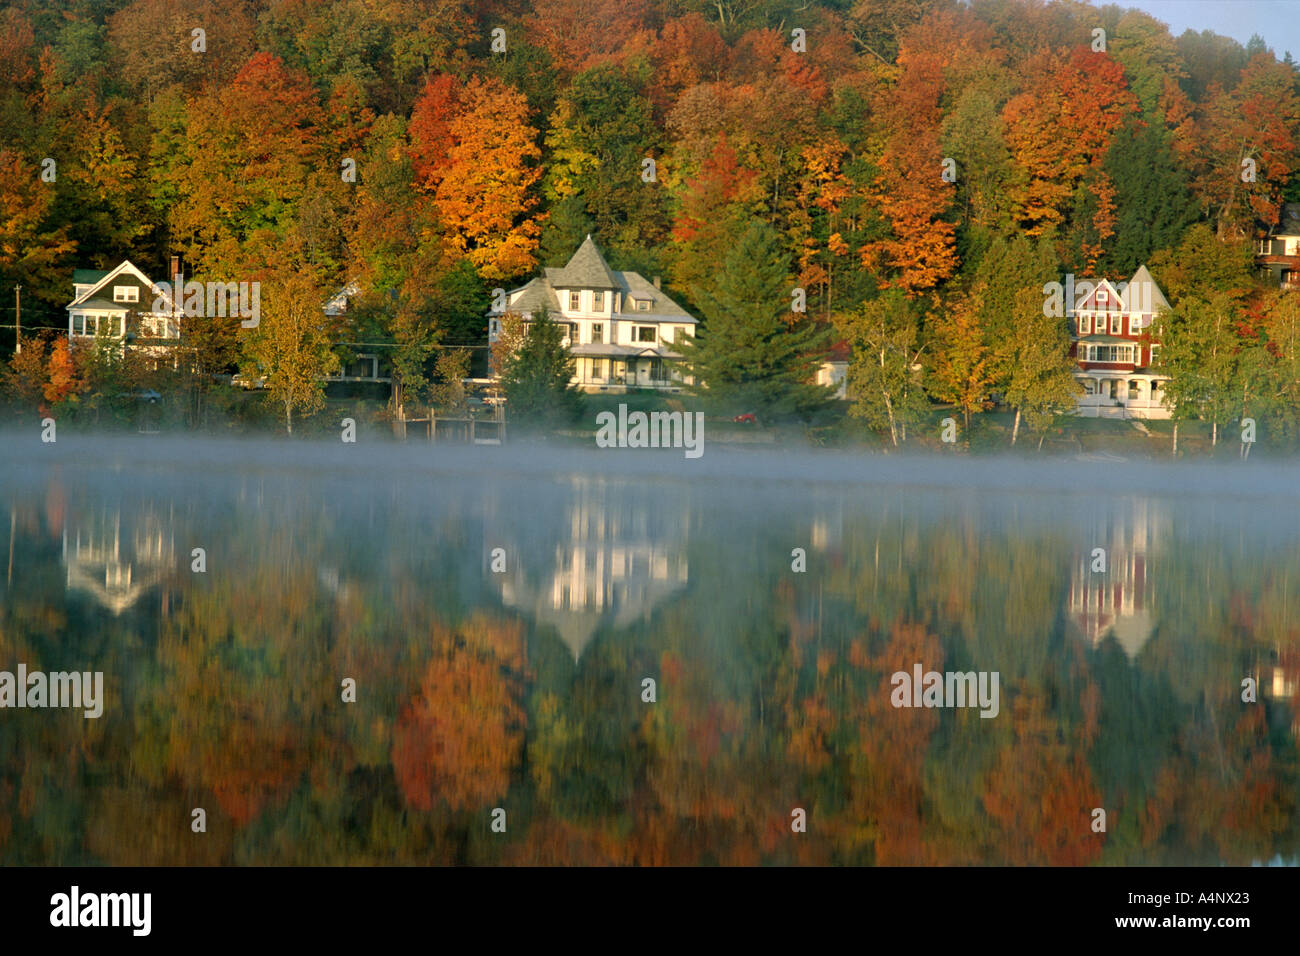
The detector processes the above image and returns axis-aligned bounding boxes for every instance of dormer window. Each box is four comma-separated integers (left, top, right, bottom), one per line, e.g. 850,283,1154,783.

569,291,581,311
636,299,650,312
114,285,138,303
1097,290,1108,306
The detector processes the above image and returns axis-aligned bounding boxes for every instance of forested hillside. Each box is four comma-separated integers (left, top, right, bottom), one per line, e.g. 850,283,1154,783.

2,0,1299,441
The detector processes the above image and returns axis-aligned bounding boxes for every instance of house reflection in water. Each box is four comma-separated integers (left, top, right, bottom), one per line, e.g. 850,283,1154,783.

492,477,690,660
1067,498,1164,660
1262,652,1300,739
62,506,175,615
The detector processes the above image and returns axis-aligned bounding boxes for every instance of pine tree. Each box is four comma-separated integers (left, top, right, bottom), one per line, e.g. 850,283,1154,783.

499,308,581,429
677,220,836,422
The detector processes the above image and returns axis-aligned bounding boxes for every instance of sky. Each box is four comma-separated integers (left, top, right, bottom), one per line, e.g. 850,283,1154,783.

1111,0,1300,61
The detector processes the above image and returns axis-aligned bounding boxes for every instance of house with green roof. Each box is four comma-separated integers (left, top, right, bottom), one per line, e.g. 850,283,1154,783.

487,236,697,393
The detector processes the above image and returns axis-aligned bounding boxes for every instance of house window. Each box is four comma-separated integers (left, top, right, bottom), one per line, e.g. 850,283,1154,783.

592,358,604,380
1149,344,1160,365
1128,380,1140,401
593,291,604,311
113,285,138,303
1097,290,1108,306
569,291,581,311
591,323,603,344
1079,316,1090,334
566,323,578,342
636,326,656,344
636,299,650,311
1089,344,1136,363
1110,314,1121,334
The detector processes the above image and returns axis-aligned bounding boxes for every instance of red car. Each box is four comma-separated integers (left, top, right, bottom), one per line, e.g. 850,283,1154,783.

732,413,757,424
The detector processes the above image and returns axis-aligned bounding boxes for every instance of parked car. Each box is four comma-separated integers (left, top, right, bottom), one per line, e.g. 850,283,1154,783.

232,373,267,390
733,413,757,424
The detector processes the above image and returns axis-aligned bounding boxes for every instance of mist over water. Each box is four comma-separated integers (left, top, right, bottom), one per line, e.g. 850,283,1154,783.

1,434,1297,864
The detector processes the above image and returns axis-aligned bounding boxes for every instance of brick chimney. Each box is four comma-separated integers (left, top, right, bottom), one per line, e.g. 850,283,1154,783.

170,254,181,286
653,276,661,289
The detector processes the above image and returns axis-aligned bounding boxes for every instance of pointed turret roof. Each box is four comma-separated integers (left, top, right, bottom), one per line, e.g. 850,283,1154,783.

552,234,620,289
1124,264,1170,314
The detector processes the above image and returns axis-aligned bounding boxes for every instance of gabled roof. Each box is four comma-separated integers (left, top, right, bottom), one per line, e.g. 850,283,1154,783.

74,269,110,285
551,235,620,289
491,236,697,323
617,270,695,322
509,276,563,314
323,281,359,316
1075,279,1125,314
1123,265,1170,314
1271,202,1300,237
68,260,171,312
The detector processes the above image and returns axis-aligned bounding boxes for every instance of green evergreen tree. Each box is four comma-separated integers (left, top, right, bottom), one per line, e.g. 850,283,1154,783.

677,220,836,421
538,195,594,268
1101,117,1198,274
499,307,581,430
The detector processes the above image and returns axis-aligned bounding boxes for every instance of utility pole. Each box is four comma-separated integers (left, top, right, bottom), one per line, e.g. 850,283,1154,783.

13,284,19,354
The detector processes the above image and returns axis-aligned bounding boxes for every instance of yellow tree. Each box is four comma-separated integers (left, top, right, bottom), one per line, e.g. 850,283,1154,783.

244,270,340,435
929,289,996,435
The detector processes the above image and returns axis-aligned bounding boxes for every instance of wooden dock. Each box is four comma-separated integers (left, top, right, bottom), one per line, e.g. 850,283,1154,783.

393,406,506,444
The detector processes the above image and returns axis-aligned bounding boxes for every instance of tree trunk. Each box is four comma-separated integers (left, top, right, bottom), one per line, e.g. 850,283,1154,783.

1211,419,1218,447
1011,407,1021,446
1172,422,1178,456
285,403,293,436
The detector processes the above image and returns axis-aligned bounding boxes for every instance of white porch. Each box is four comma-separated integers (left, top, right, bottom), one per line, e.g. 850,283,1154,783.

1073,372,1171,420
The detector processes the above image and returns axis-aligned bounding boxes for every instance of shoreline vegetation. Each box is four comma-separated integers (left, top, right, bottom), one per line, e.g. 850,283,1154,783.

3,1,1299,461
0,396,1278,462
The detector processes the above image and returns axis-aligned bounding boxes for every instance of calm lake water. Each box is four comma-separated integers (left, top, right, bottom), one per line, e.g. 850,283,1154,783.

1,436,1297,865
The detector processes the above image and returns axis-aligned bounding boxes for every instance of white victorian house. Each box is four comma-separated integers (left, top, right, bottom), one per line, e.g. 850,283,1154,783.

487,236,697,392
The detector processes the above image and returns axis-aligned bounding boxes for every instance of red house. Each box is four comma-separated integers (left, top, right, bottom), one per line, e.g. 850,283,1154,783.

1069,264,1171,420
